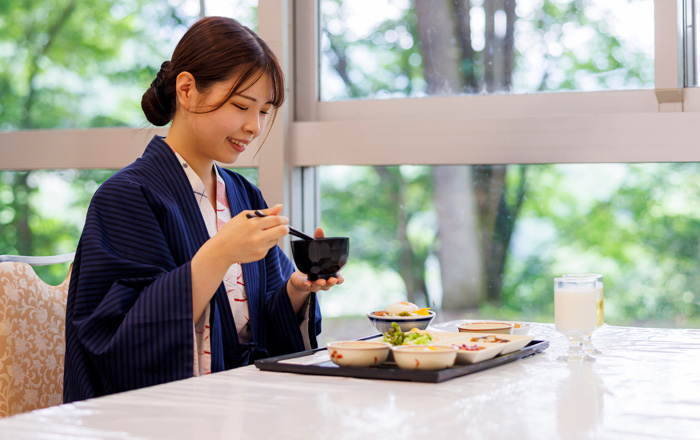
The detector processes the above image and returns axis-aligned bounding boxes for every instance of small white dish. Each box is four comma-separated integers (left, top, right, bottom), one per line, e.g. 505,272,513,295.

326,341,391,368
449,342,503,364
458,333,534,355
511,323,532,335
367,311,436,333
391,345,457,371
457,322,514,334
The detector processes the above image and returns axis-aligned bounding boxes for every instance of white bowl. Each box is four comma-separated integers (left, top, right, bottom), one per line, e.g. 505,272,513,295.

457,321,514,334
367,311,436,333
326,341,391,368
511,323,532,335
391,345,457,371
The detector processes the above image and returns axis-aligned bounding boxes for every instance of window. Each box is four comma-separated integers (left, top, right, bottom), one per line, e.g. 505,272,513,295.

318,163,700,335
0,0,258,131
320,0,654,101
2,1,699,341
300,0,699,343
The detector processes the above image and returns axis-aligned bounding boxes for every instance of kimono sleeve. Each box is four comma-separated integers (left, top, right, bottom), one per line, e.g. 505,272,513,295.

63,179,195,402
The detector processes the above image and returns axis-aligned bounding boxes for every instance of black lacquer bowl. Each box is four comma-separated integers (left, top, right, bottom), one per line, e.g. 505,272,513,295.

290,237,349,281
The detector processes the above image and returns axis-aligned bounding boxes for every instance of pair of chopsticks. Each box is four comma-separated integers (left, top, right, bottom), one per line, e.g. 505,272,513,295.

246,210,314,241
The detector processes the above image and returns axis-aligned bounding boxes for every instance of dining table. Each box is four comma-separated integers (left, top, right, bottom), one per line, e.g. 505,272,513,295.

1,321,699,440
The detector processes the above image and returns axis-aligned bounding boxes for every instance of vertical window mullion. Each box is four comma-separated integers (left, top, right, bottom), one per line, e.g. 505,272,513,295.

654,0,684,108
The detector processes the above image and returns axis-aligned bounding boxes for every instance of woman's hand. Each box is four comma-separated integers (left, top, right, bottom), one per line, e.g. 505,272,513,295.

212,204,289,265
191,204,289,321
286,227,344,313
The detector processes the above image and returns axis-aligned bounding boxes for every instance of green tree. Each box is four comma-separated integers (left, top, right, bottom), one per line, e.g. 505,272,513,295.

0,0,195,284
321,0,651,313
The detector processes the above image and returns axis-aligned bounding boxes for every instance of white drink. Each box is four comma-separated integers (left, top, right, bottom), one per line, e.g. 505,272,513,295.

555,287,597,338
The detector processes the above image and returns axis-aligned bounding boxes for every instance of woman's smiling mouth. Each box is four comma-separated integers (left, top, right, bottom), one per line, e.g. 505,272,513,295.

227,137,247,152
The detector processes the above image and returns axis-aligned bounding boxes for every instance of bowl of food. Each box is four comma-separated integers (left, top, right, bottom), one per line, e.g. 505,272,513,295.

391,345,457,370
448,342,503,365
367,301,435,333
457,321,514,334
291,237,349,281
326,340,391,368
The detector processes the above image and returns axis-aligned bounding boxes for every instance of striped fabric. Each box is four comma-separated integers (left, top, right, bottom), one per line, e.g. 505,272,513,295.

63,136,321,403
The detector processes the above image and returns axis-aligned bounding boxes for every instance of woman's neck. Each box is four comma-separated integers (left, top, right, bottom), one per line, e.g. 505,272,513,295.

165,120,215,189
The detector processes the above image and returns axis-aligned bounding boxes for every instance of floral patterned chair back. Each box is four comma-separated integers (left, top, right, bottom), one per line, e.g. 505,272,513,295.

0,261,71,417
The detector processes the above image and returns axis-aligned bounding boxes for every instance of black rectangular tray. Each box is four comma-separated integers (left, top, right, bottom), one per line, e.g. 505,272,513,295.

255,339,549,383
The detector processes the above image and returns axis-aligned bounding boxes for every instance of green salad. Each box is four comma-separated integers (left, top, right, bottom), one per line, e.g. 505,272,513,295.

383,322,433,346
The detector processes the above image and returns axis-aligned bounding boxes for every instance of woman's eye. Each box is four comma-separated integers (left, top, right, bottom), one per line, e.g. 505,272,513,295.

233,104,248,111
260,110,269,115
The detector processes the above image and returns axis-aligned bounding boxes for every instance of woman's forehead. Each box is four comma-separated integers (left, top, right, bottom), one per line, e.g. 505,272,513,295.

218,71,273,102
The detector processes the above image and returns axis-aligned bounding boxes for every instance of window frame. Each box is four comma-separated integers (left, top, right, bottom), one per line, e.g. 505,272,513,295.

0,0,697,232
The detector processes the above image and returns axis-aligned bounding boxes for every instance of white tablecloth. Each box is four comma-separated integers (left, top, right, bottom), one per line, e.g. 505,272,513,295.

1,323,700,440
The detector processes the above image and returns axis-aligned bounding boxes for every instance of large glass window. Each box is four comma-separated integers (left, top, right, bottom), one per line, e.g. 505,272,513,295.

0,0,258,131
317,163,700,344
320,0,654,101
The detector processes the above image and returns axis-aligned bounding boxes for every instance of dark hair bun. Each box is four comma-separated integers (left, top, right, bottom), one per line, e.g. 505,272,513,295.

141,61,174,126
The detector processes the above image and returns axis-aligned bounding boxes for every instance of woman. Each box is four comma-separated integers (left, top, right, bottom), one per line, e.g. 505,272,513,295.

63,16,342,403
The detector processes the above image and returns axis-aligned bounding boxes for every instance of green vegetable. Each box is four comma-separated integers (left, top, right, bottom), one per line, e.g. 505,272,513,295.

382,322,432,346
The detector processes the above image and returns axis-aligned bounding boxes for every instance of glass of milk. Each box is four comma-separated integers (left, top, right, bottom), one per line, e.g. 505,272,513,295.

563,274,603,355
554,276,598,361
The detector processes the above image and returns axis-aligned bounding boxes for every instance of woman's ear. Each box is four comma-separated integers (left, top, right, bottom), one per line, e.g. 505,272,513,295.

174,71,197,111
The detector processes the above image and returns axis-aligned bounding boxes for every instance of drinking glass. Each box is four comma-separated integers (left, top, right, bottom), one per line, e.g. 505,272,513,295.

554,276,598,361
564,274,603,355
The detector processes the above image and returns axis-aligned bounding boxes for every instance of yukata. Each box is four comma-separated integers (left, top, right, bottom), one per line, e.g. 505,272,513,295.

63,136,321,403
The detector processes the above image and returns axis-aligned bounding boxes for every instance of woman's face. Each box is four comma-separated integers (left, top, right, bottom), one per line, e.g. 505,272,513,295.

188,72,273,165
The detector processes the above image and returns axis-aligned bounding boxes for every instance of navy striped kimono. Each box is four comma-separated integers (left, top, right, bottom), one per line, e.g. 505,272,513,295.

63,136,321,403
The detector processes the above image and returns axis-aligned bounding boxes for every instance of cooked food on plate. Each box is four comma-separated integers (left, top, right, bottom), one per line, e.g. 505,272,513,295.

470,335,509,343
372,301,431,317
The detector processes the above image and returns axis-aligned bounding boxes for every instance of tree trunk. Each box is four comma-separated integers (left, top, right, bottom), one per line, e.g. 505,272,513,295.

434,166,484,309
375,167,430,307
416,1,483,309
21,0,77,129
473,165,527,303
484,0,516,93
12,173,33,256
452,0,477,93
415,0,461,95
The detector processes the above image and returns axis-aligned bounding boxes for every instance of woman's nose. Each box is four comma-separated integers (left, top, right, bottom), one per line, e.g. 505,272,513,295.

244,114,262,136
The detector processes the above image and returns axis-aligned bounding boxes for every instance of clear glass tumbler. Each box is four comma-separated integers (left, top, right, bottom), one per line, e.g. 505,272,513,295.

564,274,603,355
554,276,598,362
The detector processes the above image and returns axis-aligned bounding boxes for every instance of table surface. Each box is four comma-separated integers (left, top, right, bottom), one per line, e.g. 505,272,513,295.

2,322,700,440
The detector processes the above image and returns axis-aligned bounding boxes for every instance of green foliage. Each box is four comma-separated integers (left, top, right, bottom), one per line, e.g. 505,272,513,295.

0,0,194,284
498,163,700,327
320,166,434,271
0,0,195,130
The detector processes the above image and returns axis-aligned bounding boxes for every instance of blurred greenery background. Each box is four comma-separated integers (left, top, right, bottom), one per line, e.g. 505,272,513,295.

2,0,698,343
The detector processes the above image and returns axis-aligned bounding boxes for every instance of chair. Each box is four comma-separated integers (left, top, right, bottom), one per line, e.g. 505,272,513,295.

0,253,74,417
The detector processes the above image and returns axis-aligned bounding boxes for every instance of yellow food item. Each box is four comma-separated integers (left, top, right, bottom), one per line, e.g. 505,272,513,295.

415,308,431,316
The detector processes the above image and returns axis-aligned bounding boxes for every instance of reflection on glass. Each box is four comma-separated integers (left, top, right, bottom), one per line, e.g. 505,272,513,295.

320,0,654,101
318,163,700,343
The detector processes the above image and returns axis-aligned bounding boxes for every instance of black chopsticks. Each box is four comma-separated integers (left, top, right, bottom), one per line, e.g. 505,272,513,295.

246,210,314,241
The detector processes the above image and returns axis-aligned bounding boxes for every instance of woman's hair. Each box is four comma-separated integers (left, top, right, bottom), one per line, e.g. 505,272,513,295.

142,16,285,126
